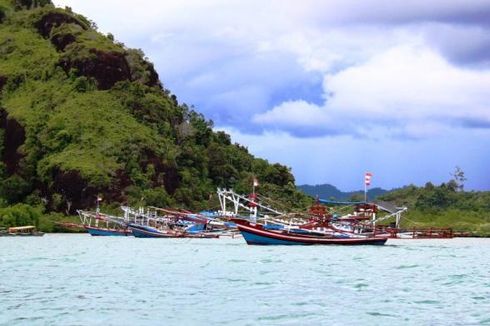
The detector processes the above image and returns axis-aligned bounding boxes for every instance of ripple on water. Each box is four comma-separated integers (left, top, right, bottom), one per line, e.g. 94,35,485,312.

413,300,440,304
366,312,397,317
395,264,420,269
1,235,490,325
354,283,369,289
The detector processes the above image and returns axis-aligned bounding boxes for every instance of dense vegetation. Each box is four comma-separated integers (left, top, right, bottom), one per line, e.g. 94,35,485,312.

0,0,311,230
378,179,490,236
298,170,490,236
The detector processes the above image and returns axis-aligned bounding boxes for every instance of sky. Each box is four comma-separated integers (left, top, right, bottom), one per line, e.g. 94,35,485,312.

53,0,490,191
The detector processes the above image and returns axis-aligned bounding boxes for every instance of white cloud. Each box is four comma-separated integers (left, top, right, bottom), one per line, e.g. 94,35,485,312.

51,0,490,189
52,2,490,134
326,45,490,118
254,44,490,138
253,100,331,126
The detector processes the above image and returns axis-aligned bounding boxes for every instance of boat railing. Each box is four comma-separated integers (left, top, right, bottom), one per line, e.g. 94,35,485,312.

374,225,453,238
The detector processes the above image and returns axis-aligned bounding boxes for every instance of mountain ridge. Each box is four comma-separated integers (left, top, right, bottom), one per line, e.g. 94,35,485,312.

297,183,389,201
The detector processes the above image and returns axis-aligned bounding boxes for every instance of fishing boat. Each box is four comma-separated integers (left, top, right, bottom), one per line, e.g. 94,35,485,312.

0,226,45,237
127,223,186,238
231,218,387,245
123,206,238,238
126,208,226,238
83,225,130,236
78,210,131,236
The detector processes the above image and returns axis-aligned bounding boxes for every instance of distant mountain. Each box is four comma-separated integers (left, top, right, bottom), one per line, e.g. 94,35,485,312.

297,183,389,201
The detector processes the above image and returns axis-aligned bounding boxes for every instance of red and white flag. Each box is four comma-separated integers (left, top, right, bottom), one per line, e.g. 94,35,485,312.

364,172,373,186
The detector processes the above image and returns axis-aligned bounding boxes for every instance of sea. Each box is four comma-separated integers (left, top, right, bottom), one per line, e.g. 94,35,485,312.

1,235,489,325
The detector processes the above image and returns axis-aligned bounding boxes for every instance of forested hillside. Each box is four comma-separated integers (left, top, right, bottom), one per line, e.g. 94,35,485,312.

299,175,490,236
378,180,490,236
0,0,310,229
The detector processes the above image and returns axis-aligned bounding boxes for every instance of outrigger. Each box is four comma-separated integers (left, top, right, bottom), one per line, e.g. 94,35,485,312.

218,188,388,245
78,205,238,238
218,188,453,244
77,210,131,236
124,206,234,238
231,218,387,245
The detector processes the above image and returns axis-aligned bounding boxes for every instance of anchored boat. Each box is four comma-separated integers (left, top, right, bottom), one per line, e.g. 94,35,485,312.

77,210,131,236
127,223,185,238
123,206,235,238
0,226,45,237
218,188,390,245
232,218,387,245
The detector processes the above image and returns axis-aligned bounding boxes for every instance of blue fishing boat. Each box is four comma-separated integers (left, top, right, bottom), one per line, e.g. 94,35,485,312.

78,210,131,237
128,223,185,238
84,225,130,236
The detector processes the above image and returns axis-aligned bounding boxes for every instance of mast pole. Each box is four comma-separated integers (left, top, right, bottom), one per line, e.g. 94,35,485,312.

364,180,367,203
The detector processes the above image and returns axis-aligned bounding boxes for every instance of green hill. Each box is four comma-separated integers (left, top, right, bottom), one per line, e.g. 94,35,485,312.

299,181,490,236
0,0,310,230
378,182,490,236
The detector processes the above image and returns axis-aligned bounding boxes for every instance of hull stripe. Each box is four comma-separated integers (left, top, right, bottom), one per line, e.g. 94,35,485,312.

235,221,387,245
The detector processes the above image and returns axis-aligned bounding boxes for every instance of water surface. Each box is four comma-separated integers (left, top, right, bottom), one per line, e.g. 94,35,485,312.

1,235,489,325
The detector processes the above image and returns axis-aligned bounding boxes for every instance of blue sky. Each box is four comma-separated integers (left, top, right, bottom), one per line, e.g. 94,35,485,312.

53,0,490,191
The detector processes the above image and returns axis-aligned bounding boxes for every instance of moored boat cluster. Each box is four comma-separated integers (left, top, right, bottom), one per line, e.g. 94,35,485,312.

73,188,451,245
77,206,239,239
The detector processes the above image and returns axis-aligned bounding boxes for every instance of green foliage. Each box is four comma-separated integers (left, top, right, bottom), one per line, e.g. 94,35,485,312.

35,212,82,232
14,0,52,10
379,183,490,235
0,2,310,218
0,174,31,203
0,0,11,7
125,48,159,86
0,26,58,81
349,193,364,202
0,5,6,22
125,186,175,208
0,203,42,228
415,186,455,211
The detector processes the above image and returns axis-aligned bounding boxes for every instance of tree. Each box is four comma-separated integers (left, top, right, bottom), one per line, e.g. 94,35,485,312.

424,182,435,190
451,166,467,192
349,193,364,202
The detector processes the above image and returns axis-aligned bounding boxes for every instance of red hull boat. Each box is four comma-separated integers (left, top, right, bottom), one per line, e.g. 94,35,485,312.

231,219,388,246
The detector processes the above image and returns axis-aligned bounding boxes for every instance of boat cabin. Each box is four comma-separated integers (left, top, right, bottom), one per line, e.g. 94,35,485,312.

8,226,40,235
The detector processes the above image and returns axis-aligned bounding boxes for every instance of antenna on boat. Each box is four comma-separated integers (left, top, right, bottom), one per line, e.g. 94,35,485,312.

250,177,259,220
96,195,102,214
95,195,102,227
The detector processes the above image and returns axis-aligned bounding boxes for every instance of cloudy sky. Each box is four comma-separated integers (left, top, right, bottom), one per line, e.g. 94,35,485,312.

53,0,490,190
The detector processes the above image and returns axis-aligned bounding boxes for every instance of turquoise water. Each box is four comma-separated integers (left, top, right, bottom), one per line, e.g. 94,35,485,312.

1,235,489,325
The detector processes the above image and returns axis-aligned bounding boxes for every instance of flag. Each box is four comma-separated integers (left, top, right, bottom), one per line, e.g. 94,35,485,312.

97,196,103,202
364,172,372,186
253,177,259,187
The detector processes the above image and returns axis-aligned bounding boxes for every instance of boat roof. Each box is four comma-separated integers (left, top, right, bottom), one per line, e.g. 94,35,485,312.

319,199,365,205
8,225,36,231
319,199,403,214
